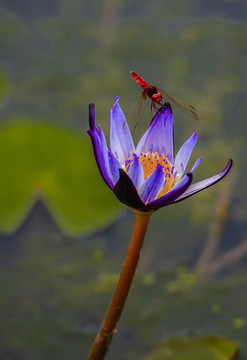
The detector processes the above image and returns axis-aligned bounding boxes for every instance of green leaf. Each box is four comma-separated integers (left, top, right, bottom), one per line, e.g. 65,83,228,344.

143,336,239,360
0,121,122,235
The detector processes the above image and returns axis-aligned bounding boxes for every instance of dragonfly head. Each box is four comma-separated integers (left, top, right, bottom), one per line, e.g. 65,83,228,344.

151,92,162,103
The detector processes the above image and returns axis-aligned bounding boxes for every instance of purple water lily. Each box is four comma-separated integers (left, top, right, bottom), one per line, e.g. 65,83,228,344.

87,97,232,213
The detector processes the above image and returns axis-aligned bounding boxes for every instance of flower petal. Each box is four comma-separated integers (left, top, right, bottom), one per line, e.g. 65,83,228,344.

136,103,174,158
139,164,165,204
127,153,144,191
190,158,202,173
175,159,233,202
113,169,148,211
110,97,135,165
108,150,121,184
148,173,193,209
87,105,115,189
89,103,96,131
174,132,198,177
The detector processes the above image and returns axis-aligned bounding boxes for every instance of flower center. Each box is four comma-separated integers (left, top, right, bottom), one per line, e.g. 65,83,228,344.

126,151,180,197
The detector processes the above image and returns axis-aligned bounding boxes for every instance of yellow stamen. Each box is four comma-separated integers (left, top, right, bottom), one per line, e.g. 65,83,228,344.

125,151,180,198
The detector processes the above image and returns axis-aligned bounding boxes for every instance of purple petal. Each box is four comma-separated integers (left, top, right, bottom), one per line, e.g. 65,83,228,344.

108,150,121,184
136,103,174,158
89,103,96,131
140,164,165,204
87,127,114,189
110,97,135,165
87,104,114,189
88,103,116,189
148,173,193,209
113,169,148,211
175,159,233,202
190,158,202,173
127,153,144,191
174,132,198,177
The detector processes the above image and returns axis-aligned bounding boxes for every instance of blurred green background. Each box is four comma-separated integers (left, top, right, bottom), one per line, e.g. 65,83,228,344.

0,0,246,359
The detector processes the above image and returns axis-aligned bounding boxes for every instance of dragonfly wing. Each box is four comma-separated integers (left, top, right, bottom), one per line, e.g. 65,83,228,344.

124,92,147,134
159,89,199,120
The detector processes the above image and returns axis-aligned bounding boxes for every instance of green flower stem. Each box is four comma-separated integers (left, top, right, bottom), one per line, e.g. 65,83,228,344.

87,211,152,360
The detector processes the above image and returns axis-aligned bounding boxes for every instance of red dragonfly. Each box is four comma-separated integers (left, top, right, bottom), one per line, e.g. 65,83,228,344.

127,71,199,131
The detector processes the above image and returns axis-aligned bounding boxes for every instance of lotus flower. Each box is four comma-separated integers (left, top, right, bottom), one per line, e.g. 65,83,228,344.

87,97,232,213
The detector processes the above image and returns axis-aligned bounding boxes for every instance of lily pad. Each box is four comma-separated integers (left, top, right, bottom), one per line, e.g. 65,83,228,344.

0,121,122,235
143,336,239,360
